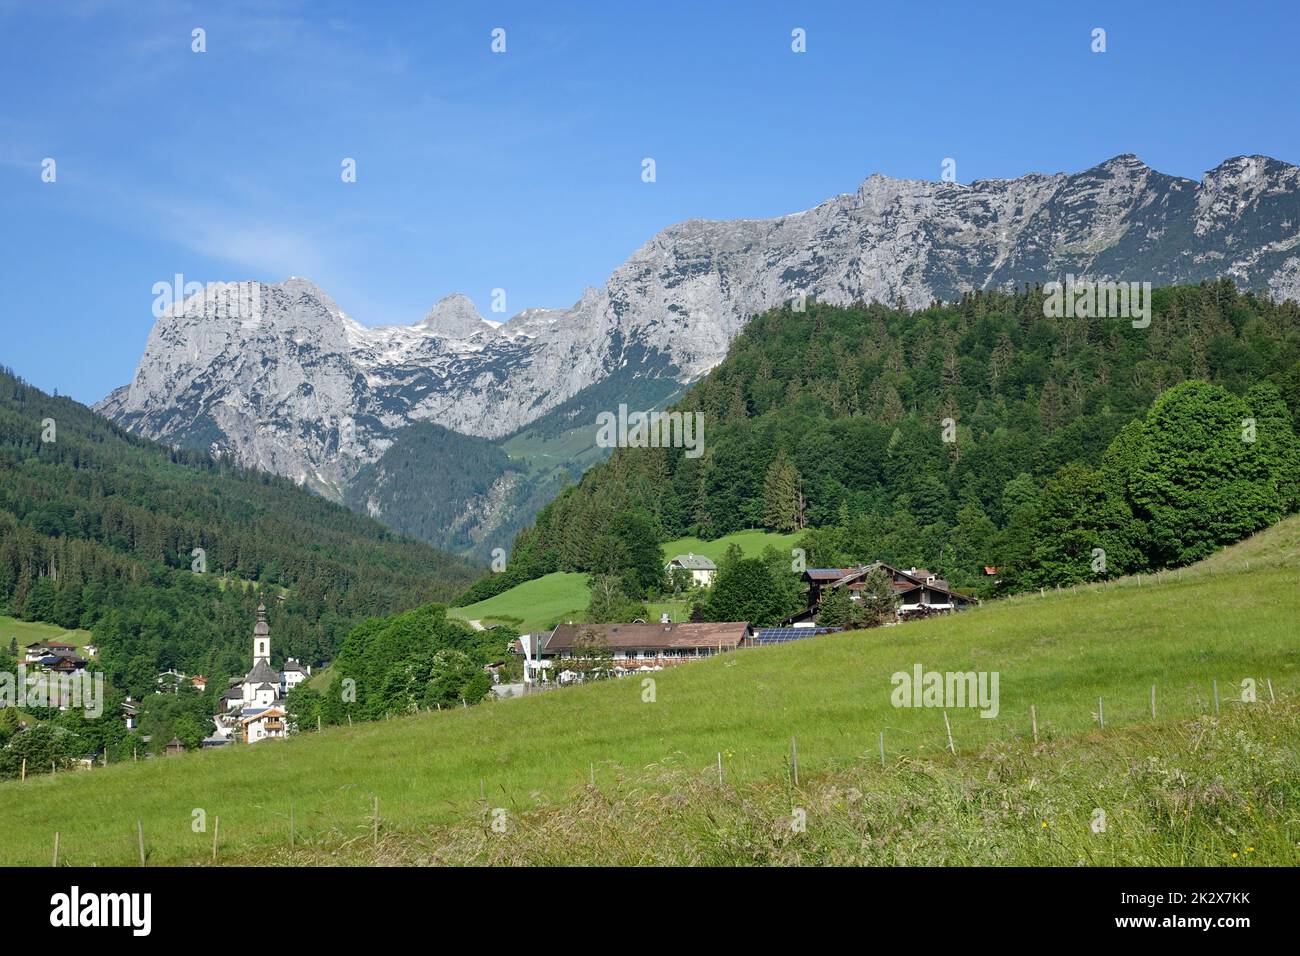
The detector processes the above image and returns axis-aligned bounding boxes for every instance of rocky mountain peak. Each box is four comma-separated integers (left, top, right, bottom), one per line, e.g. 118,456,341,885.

1097,152,1150,172
100,153,1300,508
418,293,492,339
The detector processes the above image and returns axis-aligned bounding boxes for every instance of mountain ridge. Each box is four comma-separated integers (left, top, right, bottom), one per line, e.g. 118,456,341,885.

98,153,1300,548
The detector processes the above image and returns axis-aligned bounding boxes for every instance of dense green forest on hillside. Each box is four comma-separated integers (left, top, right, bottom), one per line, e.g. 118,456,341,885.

466,282,1300,602
344,369,682,560
344,420,520,553
0,369,477,693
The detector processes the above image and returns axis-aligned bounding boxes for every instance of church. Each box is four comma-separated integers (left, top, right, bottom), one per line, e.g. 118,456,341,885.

212,602,312,744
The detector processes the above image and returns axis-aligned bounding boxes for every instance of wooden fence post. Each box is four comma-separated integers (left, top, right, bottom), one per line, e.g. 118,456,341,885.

372,796,379,846
290,803,295,847
213,816,220,862
136,821,146,866
20,757,25,781
879,731,885,768
1150,684,1156,719
717,751,723,786
1267,678,1276,704
1030,705,1038,745
52,832,59,867
1212,679,1220,715
791,736,799,787
1098,697,1104,729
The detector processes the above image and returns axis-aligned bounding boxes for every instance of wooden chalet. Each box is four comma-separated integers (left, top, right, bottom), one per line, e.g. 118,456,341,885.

47,653,88,674
796,562,978,623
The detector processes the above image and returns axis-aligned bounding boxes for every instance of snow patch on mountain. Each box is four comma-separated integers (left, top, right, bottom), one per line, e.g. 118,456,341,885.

99,154,1300,503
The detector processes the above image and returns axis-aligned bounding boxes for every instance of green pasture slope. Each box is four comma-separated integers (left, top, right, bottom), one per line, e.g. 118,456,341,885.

447,529,800,631
2,517,1298,866
447,571,591,631
0,616,94,654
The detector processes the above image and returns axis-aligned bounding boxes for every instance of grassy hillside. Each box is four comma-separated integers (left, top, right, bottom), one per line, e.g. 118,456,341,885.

0,615,93,653
447,530,799,630
3,516,1298,866
661,530,802,562
447,571,591,630
272,702,1299,866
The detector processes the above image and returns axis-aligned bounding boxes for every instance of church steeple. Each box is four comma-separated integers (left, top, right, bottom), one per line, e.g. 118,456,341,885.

252,601,270,663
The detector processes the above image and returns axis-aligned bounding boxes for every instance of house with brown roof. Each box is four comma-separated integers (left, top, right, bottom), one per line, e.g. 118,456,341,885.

797,562,977,624
239,706,287,744
541,621,751,681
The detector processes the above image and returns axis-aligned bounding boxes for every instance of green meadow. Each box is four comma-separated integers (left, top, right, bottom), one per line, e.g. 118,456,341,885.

447,529,799,631
0,617,94,654
2,517,1298,866
446,571,592,630
659,530,802,563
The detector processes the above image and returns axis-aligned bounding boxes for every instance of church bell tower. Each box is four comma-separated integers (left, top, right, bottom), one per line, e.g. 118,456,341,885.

252,601,271,663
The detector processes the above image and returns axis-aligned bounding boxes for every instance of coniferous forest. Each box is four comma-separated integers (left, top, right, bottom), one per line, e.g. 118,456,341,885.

468,282,1300,603
0,368,478,695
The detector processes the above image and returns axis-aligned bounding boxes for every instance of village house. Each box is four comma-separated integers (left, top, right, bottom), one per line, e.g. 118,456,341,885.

281,658,311,693
121,697,139,730
794,562,978,624
239,706,288,744
157,668,187,692
46,653,88,675
21,640,89,676
664,553,718,587
525,621,751,683
23,640,78,664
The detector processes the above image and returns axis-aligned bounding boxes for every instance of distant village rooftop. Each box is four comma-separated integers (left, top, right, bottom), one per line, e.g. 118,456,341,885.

547,620,749,653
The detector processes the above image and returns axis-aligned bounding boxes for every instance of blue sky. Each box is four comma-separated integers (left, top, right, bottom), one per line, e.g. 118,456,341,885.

2,0,1298,403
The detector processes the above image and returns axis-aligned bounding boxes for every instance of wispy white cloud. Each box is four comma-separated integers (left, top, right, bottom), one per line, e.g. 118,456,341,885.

146,199,330,279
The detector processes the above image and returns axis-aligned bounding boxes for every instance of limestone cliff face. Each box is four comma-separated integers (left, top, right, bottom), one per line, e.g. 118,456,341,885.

99,154,1300,500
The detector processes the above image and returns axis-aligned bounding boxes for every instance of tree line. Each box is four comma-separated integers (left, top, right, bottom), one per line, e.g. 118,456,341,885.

0,368,478,697
456,282,1300,602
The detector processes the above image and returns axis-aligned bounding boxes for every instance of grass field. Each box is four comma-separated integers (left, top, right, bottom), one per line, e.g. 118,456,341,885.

660,530,802,562
3,517,1299,866
0,616,94,654
257,701,1299,866
446,571,592,631
448,529,800,631
305,663,334,694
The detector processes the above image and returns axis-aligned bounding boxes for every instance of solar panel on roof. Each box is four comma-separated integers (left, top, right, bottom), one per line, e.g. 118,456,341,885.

751,626,841,645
